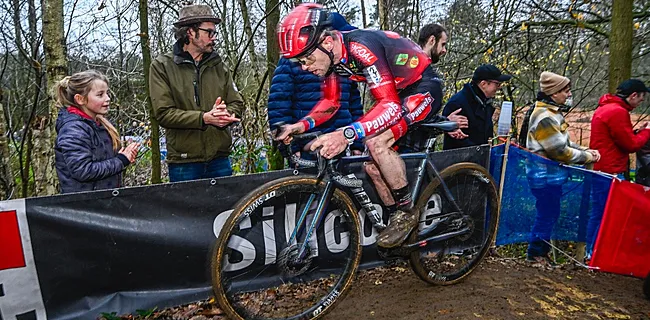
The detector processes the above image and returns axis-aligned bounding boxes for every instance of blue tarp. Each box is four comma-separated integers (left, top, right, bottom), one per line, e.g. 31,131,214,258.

489,144,613,247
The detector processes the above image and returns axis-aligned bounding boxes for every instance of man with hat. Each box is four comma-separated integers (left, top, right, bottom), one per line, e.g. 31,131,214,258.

441,64,511,150
149,4,244,182
525,71,600,266
586,79,650,257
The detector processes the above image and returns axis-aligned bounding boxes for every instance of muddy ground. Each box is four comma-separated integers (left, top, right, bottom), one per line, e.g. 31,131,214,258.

106,257,650,320
329,257,650,320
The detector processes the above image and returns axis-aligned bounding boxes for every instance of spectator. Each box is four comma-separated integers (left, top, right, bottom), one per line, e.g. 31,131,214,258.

149,4,244,182
586,79,650,257
442,64,511,150
268,12,363,160
590,79,650,176
396,23,468,151
54,70,139,193
525,71,600,266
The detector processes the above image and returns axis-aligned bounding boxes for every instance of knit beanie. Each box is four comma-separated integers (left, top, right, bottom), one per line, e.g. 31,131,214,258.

540,71,570,95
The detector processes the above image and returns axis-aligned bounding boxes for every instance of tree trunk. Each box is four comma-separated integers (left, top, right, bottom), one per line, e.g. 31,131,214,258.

39,0,68,196
238,0,261,85
360,0,367,28
218,0,233,57
608,0,633,93
378,0,390,30
0,103,14,199
140,0,161,184
266,0,284,171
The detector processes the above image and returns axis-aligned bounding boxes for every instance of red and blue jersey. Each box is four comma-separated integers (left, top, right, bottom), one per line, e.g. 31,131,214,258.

298,29,433,140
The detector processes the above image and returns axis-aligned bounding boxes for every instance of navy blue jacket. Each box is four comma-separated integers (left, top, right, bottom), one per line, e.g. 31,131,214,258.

268,58,363,153
55,107,130,193
442,83,495,150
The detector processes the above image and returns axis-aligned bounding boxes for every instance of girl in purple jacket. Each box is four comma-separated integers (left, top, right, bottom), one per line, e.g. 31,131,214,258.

54,70,139,193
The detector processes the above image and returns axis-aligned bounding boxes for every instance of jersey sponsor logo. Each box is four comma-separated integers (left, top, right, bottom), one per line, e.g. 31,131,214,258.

349,42,378,65
366,65,382,85
405,93,434,124
364,102,401,133
395,53,408,66
409,56,419,68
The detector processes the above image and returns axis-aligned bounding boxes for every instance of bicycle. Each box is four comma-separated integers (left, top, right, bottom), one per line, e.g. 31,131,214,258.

211,121,500,320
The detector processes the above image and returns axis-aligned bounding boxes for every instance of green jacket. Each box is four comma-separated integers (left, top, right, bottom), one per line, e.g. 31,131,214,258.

150,41,244,163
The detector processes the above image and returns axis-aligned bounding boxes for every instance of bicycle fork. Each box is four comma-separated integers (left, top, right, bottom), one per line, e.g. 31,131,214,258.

287,180,335,261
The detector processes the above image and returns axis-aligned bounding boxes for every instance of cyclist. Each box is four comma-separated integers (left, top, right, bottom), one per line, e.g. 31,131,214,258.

276,3,464,248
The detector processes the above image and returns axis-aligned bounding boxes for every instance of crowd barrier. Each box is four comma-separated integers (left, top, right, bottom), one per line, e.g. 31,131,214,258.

492,143,649,278
0,146,489,320
490,143,612,247
590,179,650,278
2,142,648,320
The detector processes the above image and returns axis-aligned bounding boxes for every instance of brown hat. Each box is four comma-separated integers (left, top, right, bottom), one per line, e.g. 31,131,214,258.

174,4,221,27
540,71,570,95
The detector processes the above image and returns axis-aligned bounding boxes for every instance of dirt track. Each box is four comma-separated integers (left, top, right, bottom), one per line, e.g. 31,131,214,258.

328,257,650,320
108,257,650,320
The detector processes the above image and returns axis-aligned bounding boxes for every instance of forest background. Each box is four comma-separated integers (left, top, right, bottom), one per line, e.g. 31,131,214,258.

0,0,648,200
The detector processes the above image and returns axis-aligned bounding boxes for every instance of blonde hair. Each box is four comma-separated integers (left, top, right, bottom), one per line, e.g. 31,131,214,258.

54,70,120,151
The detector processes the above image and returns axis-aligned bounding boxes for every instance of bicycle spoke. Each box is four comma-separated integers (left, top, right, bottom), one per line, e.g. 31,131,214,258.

409,164,499,286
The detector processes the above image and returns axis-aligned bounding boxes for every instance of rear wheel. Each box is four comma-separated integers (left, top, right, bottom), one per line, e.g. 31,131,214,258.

408,163,500,285
644,275,650,300
212,176,362,320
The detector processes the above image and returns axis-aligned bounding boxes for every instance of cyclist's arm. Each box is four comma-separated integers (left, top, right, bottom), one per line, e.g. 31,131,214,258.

296,75,341,132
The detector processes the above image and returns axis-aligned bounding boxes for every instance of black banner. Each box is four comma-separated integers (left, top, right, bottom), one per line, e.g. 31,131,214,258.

5,145,490,319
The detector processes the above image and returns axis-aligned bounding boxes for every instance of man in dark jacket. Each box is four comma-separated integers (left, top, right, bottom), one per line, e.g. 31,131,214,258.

442,64,511,150
267,12,363,159
150,4,244,182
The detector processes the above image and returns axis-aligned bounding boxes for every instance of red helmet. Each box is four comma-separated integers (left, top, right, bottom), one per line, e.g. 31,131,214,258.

277,3,332,59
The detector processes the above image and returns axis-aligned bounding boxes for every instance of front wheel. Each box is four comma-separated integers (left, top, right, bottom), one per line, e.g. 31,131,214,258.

644,275,650,300
408,162,500,285
211,176,362,320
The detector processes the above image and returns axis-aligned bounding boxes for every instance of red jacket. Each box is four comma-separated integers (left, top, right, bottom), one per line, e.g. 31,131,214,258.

590,94,650,174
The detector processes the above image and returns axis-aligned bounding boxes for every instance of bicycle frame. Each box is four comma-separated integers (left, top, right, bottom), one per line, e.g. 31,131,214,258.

288,134,466,260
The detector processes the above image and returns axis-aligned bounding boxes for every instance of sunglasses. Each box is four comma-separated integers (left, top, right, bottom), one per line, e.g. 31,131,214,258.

197,27,217,38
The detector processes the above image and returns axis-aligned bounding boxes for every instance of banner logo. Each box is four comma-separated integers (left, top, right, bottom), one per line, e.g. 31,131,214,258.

0,201,47,319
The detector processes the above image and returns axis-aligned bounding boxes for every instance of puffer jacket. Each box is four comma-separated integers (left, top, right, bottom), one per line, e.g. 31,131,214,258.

267,57,363,153
525,100,593,188
150,41,244,163
590,93,650,174
54,107,130,193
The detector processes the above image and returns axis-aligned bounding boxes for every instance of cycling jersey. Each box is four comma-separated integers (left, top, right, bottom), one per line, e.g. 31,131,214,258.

297,29,434,141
